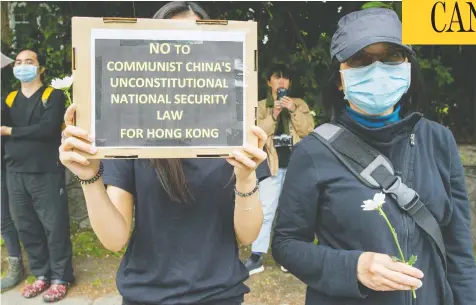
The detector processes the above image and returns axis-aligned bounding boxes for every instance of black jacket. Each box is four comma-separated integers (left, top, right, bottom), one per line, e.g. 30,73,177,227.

3,86,65,173
272,110,476,305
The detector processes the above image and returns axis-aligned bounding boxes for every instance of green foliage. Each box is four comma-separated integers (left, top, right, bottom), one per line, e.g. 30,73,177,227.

25,275,36,284
92,278,102,288
407,255,418,266
391,256,402,262
418,57,454,87
2,2,72,92
313,236,318,245
2,2,475,141
72,230,125,258
362,2,393,10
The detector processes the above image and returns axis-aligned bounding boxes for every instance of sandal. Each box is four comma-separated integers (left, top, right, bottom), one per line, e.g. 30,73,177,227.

22,278,50,298
43,282,70,303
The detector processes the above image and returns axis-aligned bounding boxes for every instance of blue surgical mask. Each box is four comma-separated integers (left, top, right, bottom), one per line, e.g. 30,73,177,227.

341,61,411,115
13,65,39,83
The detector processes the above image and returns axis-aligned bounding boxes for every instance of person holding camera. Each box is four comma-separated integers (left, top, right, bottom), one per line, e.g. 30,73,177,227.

244,66,314,275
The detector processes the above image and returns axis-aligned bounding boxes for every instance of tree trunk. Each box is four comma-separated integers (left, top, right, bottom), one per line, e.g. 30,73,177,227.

1,2,12,45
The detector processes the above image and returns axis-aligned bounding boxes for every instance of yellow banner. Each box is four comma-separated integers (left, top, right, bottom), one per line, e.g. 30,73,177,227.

402,0,476,44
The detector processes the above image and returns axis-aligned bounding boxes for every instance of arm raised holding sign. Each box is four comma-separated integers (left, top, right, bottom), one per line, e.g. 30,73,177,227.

59,104,130,251
227,126,267,245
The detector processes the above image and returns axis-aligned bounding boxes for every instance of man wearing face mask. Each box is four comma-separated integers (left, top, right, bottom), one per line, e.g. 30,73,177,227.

1,49,74,302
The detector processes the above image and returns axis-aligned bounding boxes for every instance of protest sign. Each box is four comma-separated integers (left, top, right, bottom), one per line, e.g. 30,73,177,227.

72,17,257,158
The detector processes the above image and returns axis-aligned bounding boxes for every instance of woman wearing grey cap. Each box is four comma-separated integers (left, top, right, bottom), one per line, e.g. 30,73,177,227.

272,8,476,305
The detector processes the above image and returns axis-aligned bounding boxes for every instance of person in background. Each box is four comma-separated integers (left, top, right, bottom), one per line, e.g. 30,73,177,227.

58,2,269,305
0,51,25,292
244,65,314,275
1,49,73,302
272,8,476,305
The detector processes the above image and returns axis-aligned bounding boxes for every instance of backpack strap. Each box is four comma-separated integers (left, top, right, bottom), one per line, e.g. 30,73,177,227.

41,86,54,105
41,87,66,131
5,90,18,108
311,123,447,274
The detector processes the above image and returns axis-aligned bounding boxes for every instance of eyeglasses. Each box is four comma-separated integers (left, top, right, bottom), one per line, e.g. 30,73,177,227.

347,47,407,68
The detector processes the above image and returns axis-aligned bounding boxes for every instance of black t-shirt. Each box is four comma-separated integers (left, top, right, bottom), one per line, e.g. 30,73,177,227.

4,86,65,173
103,158,270,305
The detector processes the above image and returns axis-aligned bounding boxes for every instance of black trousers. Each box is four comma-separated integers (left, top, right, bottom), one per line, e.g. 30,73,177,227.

123,301,242,305
1,169,22,258
7,171,74,283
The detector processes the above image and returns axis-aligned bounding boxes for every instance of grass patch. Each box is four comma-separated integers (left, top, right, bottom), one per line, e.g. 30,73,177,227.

92,278,102,288
460,153,469,165
71,230,126,258
25,275,35,284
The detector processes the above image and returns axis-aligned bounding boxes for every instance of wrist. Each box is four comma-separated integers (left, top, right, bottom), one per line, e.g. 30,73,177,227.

76,162,104,185
235,179,259,198
235,173,258,193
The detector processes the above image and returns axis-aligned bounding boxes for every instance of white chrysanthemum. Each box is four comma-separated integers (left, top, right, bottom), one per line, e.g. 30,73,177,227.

309,110,316,117
51,75,73,89
361,192,386,211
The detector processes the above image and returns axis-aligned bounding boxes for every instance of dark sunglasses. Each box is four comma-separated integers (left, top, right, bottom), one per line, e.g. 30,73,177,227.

347,47,408,68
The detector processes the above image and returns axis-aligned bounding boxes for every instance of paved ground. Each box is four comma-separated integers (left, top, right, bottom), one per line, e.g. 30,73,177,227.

1,291,122,305
1,290,293,305
1,241,305,305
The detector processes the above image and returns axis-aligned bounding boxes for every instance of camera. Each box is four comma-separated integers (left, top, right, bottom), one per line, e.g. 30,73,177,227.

277,88,287,101
273,134,293,148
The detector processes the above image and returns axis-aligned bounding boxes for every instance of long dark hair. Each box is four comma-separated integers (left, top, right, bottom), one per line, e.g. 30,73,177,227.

153,1,209,20
321,54,427,121
150,2,209,203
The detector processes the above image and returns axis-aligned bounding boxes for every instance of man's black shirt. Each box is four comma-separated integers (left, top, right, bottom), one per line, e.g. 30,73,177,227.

3,86,65,173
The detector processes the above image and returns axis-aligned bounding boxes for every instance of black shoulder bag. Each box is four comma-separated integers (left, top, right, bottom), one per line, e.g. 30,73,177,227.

310,123,447,275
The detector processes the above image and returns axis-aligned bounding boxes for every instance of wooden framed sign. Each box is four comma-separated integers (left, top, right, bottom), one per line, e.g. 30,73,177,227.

71,17,258,159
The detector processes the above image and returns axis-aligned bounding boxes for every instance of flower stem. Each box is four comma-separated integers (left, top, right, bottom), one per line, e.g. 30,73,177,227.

63,90,72,107
378,207,416,298
378,207,405,263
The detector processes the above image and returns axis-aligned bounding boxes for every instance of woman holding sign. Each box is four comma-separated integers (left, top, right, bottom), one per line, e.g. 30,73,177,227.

59,2,268,305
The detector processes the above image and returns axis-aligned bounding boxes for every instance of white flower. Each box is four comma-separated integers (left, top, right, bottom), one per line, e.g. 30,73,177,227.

361,192,386,211
309,110,316,117
51,75,73,90
262,34,269,45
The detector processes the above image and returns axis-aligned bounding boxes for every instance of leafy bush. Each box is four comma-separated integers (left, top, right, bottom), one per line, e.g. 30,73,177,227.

2,1,474,141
